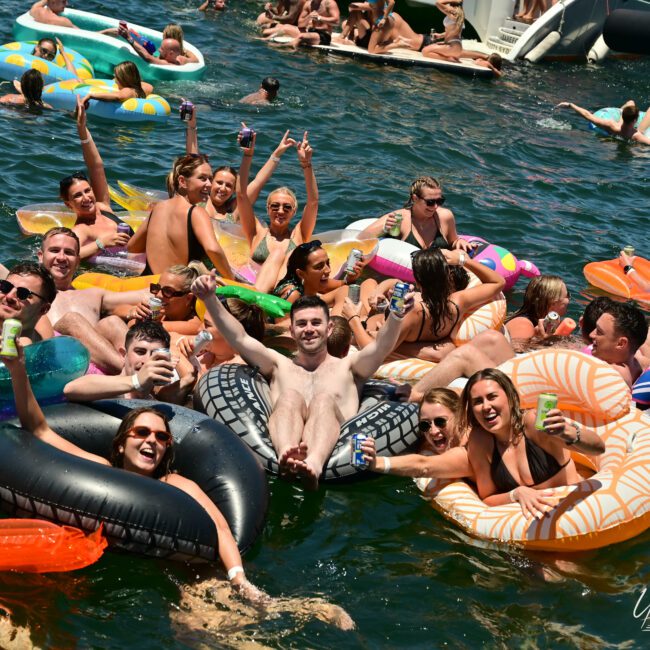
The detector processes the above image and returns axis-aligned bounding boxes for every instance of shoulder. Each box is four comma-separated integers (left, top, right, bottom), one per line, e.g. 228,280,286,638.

467,426,492,452
160,472,199,493
437,207,455,222
506,316,536,340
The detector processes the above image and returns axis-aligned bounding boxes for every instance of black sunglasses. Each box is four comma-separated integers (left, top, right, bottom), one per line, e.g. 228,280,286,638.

33,45,56,60
150,283,189,299
297,240,322,252
421,196,446,207
0,279,47,302
269,202,295,212
418,417,448,434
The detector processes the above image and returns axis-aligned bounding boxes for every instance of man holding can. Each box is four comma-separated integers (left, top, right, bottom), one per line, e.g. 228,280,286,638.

192,270,413,490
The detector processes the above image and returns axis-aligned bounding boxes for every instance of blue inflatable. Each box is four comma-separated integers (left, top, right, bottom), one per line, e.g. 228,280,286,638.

43,79,170,123
632,368,650,409
589,107,649,136
0,337,89,417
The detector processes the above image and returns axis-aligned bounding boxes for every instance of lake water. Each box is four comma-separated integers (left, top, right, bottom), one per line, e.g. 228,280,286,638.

1,0,649,647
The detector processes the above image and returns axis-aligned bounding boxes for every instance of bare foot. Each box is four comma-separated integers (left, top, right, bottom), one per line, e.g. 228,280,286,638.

278,443,308,477
287,457,320,491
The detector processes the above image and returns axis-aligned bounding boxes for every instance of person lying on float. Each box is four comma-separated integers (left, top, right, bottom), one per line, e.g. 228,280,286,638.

192,271,414,490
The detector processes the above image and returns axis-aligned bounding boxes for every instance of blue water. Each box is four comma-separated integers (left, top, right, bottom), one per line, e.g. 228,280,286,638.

1,1,649,648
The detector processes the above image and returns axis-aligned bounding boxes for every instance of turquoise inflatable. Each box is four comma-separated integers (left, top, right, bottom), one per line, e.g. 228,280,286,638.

589,107,649,135
215,286,292,320
0,337,89,417
13,10,205,81
43,79,170,123
0,41,93,85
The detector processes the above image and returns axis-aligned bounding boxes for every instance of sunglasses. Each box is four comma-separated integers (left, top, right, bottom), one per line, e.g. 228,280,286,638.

150,283,189,299
297,239,322,252
126,425,173,446
418,417,448,434
34,46,56,60
421,196,446,207
269,202,295,212
0,279,47,302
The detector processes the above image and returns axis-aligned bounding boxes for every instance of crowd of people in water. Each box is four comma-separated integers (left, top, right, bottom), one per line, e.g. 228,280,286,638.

1,0,649,642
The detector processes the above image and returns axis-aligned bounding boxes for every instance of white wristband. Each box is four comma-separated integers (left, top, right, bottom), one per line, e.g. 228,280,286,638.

131,373,142,391
227,565,244,581
80,136,91,144
459,252,466,267
382,457,391,473
269,154,281,163
509,488,517,503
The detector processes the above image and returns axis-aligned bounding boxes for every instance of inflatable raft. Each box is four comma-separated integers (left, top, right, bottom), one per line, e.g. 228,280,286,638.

0,399,269,559
416,349,650,552
590,107,649,136
195,364,420,481
584,257,650,304
13,9,205,81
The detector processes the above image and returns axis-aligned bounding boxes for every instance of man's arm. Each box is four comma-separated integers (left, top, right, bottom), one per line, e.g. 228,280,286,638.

192,273,280,376
556,102,616,132
31,0,77,28
350,310,404,379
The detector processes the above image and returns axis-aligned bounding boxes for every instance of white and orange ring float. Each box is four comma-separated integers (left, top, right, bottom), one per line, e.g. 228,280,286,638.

416,349,650,552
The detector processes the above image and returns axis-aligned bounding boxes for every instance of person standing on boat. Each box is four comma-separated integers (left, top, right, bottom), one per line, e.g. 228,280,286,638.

29,0,78,29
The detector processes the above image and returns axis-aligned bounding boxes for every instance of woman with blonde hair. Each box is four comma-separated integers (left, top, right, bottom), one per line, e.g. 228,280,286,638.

163,23,199,63
422,0,465,61
81,61,153,105
128,154,233,278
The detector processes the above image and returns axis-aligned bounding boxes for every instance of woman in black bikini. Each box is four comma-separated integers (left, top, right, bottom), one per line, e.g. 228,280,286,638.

461,368,604,520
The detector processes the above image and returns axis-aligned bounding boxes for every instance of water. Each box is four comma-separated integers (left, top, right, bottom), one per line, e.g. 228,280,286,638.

1,0,650,647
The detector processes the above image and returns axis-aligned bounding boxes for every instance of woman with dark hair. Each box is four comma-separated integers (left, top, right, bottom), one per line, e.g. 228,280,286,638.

0,69,50,109
460,368,604,519
127,154,232,278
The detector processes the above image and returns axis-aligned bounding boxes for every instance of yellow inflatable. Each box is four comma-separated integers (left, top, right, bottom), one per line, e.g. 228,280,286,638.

108,181,167,212
416,349,649,552
72,272,158,292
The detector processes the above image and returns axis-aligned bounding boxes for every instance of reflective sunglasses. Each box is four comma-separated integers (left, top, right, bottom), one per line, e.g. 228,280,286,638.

0,279,47,302
126,425,173,446
33,45,56,60
150,283,189,299
421,196,446,207
418,417,448,434
269,202,295,212
297,239,322,252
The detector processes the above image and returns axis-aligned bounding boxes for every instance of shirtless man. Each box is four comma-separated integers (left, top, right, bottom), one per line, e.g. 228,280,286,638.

192,273,412,489
264,0,340,46
556,100,650,144
118,23,183,66
240,77,280,105
38,227,147,372
29,0,78,29
0,262,56,345
258,0,306,27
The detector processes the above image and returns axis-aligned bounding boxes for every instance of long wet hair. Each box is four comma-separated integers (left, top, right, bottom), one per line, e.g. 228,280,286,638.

113,61,146,98
459,369,525,444
505,275,566,325
110,407,175,479
411,247,456,338
20,69,45,108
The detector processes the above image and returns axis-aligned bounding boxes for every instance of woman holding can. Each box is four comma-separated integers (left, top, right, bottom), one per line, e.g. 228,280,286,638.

359,176,475,252
460,368,604,519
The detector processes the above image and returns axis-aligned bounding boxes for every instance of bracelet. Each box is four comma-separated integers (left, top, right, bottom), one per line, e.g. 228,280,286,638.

566,422,581,446
227,565,244,581
623,265,634,275
300,164,312,169
131,373,142,391
382,457,391,473
458,252,466,267
80,136,91,144
95,238,105,251
127,309,135,321
347,314,360,323
269,154,281,163
509,488,517,503
187,126,197,131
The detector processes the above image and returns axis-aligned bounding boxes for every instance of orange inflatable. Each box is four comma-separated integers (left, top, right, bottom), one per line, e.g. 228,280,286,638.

417,349,649,552
584,257,650,304
0,520,106,573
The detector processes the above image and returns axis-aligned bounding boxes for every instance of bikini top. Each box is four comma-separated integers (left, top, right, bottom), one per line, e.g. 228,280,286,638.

490,433,570,493
186,205,207,262
251,234,297,264
410,301,460,343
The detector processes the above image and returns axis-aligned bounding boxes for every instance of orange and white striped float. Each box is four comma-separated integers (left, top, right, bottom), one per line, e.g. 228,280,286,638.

584,258,650,304
416,349,650,551
375,357,437,382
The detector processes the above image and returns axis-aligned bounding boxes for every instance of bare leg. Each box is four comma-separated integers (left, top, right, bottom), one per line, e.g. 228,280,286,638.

329,285,348,317
412,329,515,397
96,315,128,355
54,312,124,374
254,247,287,294
268,389,308,472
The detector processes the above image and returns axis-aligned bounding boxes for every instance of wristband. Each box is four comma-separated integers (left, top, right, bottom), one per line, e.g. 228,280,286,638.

269,155,281,163
227,565,244,581
95,238,105,251
623,265,633,275
458,252,466,267
382,457,391,473
509,488,517,503
300,163,312,169
80,136,91,144
131,373,142,391
566,422,581,446
347,314,360,323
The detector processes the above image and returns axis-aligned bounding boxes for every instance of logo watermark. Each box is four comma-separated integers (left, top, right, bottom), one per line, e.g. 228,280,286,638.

633,587,650,631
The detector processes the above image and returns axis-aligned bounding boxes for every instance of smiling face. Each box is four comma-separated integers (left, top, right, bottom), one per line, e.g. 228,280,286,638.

123,336,168,375
0,273,49,327
38,233,80,289
120,411,170,477
63,179,97,217
154,271,193,320
419,401,457,455
411,186,444,220
296,248,331,293
267,191,297,231
469,379,511,438
290,305,332,356
547,282,570,317
178,162,213,205
210,169,236,208
590,313,622,363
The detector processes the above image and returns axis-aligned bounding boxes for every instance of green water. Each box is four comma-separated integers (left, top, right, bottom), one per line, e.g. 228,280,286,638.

1,1,649,647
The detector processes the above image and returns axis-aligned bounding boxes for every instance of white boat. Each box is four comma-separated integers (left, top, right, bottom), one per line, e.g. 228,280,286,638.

404,0,650,63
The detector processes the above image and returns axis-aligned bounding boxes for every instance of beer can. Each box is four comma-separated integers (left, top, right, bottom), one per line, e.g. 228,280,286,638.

1,319,22,357
534,393,558,430
622,245,635,257
149,296,163,320
345,248,363,276
151,348,179,385
388,212,403,237
193,329,213,355
543,311,560,334
389,281,409,315
117,223,131,235
350,433,369,467
348,283,361,304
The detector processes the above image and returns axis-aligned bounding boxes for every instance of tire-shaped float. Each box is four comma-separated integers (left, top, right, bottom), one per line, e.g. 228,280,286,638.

195,364,420,481
0,399,269,559
416,349,650,552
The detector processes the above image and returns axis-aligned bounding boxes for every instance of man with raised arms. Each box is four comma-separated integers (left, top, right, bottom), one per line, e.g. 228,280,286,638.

192,272,412,489
30,0,78,29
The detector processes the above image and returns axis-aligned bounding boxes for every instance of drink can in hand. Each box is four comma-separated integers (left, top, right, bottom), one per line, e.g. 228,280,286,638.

534,393,558,430
179,100,194,121
389,282,409,315
193,330,213,355
388,212,402,237
351,433,369,467
149,296,163,321
1,319,22,357
348,283,361,304
543,311,560,334
622,245,635,257
239,127,254,147
345,248,363,277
